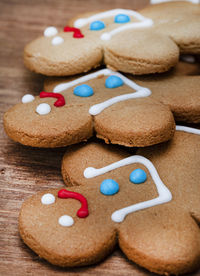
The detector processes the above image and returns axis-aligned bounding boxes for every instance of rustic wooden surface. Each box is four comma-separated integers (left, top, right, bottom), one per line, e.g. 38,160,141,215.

0,0,199,275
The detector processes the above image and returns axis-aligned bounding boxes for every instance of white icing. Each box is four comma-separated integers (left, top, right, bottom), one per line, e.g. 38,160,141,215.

74,9,153,40
41,193,55,205
101,20,153,41
51,36,64,45
180,55,196,63
176,125,200,135
53,69,151,115
151,0,199,3
22,94,35,103
36,103,51,115
84,155,172,223
44,26,58,37
58,215,74,227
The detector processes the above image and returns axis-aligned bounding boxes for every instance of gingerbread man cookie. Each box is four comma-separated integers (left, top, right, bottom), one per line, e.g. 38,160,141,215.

24,3,200,76
19,126,200,274
4,69,175,148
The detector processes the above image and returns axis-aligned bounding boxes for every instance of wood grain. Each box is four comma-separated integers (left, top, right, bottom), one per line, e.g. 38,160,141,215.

0,0,199,275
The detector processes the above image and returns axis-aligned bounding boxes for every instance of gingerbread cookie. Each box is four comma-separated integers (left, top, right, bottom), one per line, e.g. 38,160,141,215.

19,126,200,274
24,8,180,76
24,3,200,76
4,69,175,148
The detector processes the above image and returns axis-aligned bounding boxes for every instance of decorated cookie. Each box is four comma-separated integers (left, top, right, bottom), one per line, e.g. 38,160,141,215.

3,69,176,148
19,126,200,274
24,3,200,76
23,9,175,76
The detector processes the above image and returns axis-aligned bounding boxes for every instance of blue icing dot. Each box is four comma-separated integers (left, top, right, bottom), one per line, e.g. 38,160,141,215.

73,84,94,97
114,14,130,24
100,179,119,195
90,20,105,31
105,75,124,89
129,169,147,184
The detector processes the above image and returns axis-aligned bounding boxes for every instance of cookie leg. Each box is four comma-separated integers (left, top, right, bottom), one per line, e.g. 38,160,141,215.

118,206,200,275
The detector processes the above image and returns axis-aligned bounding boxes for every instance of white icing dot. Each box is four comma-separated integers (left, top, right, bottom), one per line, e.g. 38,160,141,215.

22,94,35,103
41,193,55,205
51,36,64,45
44,26,58,37
36,103,51,115
58,215,74,227
101,33,111,41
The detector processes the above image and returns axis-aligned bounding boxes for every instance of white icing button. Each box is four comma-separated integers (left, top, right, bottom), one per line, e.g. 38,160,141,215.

51,36,64,45
41,193,55,205
36,103,51,115
44,26,58,37
58,215,74,227
22,94,35,103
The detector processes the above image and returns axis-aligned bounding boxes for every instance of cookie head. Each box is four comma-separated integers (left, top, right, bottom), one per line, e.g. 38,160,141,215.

24,27,103,76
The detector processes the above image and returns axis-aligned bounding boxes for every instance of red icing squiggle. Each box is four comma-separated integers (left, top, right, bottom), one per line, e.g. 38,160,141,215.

58,189,89,218
40,91,65,107
63,26,84,38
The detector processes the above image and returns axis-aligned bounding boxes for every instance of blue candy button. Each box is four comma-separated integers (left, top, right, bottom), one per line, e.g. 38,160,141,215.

114,14,130,24
90,20,105,31
129,169,147,184
73,84,94,97
100,179,119,195
105,75,124,89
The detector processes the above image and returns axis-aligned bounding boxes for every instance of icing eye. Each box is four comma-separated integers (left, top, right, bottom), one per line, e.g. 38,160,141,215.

73,84,94,97
51,36,64,45
100,179,119,195
41,193,55,205
129,169,147,184
114,14,130,24
58,215,74,227
22,94,35,103
36,103,51,115
105,75,124,88
44,26,58,37
90,20,105,31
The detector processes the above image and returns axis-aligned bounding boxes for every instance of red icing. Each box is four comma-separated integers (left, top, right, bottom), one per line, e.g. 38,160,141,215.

63,26,84,38
40,91,65,107
58,189,89,218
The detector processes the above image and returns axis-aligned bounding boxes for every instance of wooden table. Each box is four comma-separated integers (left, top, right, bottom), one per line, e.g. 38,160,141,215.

0,1,199,275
